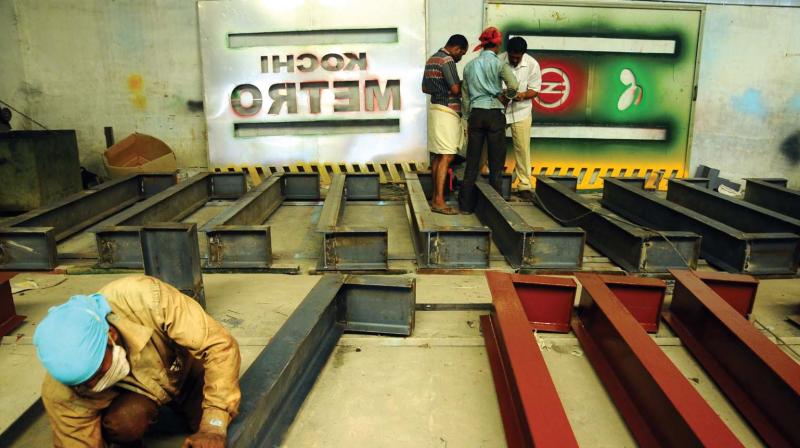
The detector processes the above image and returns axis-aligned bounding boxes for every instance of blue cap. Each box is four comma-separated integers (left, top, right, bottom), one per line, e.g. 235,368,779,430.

33,294,112,385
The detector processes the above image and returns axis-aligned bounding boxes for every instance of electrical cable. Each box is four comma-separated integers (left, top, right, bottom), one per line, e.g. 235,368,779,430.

0,98,49,130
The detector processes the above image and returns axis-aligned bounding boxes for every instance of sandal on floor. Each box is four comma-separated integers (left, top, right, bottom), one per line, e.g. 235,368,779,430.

431,205,458,215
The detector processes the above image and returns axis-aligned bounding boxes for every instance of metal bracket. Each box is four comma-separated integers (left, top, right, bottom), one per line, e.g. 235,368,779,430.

227,274,415,448
0,273,25,337
141,223,205,307
743,178,800,220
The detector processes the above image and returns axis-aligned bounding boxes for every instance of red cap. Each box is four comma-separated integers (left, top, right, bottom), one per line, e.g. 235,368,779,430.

474,27,502,51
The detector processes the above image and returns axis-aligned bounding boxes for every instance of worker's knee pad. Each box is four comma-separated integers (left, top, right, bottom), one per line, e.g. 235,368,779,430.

101,392,158,443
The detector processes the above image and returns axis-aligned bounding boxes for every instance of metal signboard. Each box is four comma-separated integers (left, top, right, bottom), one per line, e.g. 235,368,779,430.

199,0,427,167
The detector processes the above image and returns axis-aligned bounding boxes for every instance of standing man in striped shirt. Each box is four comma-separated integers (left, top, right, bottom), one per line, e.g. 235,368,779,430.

422,34,468,215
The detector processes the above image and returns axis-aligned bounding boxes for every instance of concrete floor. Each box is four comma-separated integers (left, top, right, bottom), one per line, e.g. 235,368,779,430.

1,195,799,447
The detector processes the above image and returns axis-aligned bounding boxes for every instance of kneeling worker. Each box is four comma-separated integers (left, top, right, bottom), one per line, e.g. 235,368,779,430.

34,275,241,448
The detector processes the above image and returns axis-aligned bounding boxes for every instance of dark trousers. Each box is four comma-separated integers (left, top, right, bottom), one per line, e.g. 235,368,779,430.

459,108,507,212
102,360,205,447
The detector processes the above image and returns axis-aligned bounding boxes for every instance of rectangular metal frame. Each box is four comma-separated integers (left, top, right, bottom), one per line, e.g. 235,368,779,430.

535,175,700,273
665,269,800,447
317,174,387,270
203,173,320,269
405,173,491,269
483,271,579,447
600,275,666,333
0,273,25,337
475,181,585,269
227,274,415,448
141,223,205,307
573,273,743,447
510,273,577,333
743,178,800,220
602,177,800,274
93,172,247,268
0,173,176,270
667,178,800,235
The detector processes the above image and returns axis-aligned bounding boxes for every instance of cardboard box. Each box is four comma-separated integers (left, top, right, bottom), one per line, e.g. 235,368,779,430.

103,133,177,178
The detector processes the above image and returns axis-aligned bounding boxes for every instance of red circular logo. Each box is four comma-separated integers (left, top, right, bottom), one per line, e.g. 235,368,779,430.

534,67,572,111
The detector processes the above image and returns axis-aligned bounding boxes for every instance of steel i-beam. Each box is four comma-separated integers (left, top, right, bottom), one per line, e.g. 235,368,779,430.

667,178,800,236
141,223,205,307
418,171,513,200
0,273,25,336
535,176,700,273
743,178,800,220
665,269,800,447
227,274,415,448
573,273,743,447
475,181,585,269
509,273,578,333
317,173,388,270
203,173,320,269
602,177,800,274
405,173,490,269
93,172,246,268
0,173,176,270
483,271,579,447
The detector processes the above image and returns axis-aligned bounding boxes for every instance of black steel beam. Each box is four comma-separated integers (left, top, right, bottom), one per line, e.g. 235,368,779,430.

602,177,800,274
405,173,490,269
667,178,800,235
474,181,584,269
141,223,205,307
535,176,699,273
317,174,387,270
227,274,415,448
0,173,176,270
417,172,513,200
94,173,246,268
743,178,800,221
203,173,320,269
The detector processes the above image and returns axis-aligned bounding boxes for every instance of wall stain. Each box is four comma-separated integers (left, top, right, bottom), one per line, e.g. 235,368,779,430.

551,11,567,21
186,100,204,112
127,73,147,111
780,131,800,166
731,88,766,118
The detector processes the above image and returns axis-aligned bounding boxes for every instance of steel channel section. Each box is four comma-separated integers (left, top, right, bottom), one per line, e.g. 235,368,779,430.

475,181,585,270
203,173,320,269
227,275,415,448
692,270,758,318
94,173,246,268
0,273,25,337
483,271,578,447
510,274,577,333
0,173,176,270
743,178,800,220
417,172,513,200
667,178,800,236
318,174,387,270
535,176,700,273
665,269,800,447
141,223,205,307
600,275,666,333
573,273,743,447
405,173,490,269
602,177,800,274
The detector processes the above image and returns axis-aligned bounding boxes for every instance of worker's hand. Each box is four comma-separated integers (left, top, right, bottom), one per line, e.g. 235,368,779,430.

498,95,510,107
182,431,226,448
513,92,527,102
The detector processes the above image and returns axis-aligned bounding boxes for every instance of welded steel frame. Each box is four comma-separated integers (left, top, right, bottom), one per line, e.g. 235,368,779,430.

483,271,579,447
405,173,490,269
317,173,388,270
665,269,800,447
227,274,415,448
667,178,800,235
535,175,700,273
202,173,320,269
475,181,585,269
141,223,205,307
573,273,743,447
602,177,800,274
92,172,247,269
0,273,25,337
509,273,577,333
0,173,176,270
743,178,800,220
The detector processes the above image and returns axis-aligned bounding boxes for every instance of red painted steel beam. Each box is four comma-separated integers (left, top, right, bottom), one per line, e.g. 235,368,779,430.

0,272,25,337
666,269,800,448
574,273,743,448
692,270,758,318
483,271,578,448
599,275,666,333
510,274,577,333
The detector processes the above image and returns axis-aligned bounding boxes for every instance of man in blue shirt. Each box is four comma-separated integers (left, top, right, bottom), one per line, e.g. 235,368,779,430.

459,27,519,213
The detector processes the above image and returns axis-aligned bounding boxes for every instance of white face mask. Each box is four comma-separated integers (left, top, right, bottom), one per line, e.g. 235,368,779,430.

91,344,131,393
